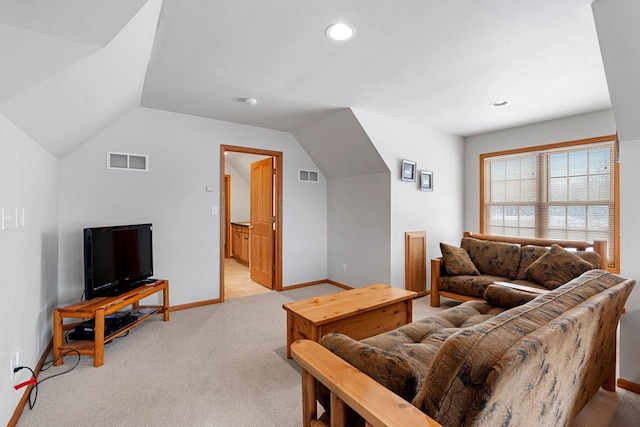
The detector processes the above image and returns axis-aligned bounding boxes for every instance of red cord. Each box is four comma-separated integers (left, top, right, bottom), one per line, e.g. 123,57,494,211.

14,378,37,390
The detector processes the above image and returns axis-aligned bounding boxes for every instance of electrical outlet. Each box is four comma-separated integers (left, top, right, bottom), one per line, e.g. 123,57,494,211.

341,262,347,272
10,351,21,381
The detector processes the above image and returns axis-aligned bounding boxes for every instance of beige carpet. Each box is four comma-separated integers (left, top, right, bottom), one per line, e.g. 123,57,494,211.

16,285,640,426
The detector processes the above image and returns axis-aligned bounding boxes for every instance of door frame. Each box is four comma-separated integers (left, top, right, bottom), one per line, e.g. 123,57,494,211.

220,145,283,301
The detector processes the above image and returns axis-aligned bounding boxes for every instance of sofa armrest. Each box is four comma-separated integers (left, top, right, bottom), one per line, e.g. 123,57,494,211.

291,340,441,427
430,258,443,307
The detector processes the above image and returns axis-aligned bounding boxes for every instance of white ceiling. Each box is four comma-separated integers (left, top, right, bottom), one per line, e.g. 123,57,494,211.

142,0,610,136
0,0,622,160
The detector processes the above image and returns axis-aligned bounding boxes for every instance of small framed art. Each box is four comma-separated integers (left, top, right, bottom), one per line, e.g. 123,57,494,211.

401,159,417,182
420,170,433,191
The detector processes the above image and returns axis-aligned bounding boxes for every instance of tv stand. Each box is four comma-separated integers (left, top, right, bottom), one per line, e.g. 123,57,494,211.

53,279,169,367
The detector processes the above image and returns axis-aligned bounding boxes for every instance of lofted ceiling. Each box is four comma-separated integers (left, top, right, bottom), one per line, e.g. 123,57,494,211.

142,0,610,136
0,0,619,159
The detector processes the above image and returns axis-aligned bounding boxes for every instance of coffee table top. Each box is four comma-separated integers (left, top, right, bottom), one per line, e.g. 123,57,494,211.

282,284,416,325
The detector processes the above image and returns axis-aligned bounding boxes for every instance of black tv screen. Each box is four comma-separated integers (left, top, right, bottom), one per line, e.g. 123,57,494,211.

83,223,153,300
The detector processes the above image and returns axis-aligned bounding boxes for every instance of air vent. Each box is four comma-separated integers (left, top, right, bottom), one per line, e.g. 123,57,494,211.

107,152,149,172
299,169,319,182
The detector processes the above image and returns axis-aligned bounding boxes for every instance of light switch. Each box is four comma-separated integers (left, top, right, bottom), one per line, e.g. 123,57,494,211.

212,206,218,215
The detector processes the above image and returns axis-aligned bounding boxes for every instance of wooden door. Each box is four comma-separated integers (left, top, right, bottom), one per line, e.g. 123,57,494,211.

250,157,274,288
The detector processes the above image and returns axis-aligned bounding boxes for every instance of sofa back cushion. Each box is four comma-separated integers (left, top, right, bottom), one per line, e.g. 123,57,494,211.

516,245,548,279
412,269,629,425
461,237,521,279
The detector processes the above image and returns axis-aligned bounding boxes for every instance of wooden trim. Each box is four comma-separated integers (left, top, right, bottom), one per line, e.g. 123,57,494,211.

617,378,640,394
480,134,617,159
325,280,353,290
220,145,284,301
224,174,232,258
8,339,53,427
439,291,484,303
282,280,329,291
170,298,222,312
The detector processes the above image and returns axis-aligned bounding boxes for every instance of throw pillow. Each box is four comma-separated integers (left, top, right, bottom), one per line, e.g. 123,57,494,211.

483,284,539,309
440,243,479,276
525,244,594,289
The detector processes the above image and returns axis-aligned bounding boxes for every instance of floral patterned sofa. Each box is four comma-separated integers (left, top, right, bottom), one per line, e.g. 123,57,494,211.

430,232,608,307
292,269,635,427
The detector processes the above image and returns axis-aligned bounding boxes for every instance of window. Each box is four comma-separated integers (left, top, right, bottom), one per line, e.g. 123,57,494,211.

480,136,618,270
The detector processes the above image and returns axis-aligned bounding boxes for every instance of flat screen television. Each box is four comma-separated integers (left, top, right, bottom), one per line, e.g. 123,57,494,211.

83,223,154,300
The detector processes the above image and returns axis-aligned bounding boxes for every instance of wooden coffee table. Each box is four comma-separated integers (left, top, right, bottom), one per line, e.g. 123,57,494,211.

283,284,416,358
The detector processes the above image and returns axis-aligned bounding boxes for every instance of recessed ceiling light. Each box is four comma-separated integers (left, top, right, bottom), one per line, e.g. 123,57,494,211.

326,23,356,41
491,100,511,108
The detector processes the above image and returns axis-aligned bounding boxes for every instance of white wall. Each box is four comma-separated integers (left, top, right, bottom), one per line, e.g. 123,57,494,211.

618,138,640,383
463,109,616,232
327,172,391,287
353,109,465,288
58,107,327,307
0,113,58,426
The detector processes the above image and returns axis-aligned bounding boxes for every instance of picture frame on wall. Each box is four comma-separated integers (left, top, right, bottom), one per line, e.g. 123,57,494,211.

420,170,433,191
401,159,417,182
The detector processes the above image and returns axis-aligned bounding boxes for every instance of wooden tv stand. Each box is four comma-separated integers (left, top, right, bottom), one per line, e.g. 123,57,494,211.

52,279,169,367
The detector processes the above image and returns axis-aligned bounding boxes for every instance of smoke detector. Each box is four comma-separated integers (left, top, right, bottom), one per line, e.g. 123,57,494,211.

244,98,258,107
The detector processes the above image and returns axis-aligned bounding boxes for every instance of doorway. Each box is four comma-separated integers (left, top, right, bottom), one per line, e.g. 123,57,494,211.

220,145,283,301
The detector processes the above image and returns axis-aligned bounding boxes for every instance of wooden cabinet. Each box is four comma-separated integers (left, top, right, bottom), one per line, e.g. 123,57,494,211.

232,223,250,265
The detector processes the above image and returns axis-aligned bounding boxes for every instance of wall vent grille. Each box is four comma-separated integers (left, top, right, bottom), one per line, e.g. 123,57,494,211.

298,169,319,182
107,152,149,171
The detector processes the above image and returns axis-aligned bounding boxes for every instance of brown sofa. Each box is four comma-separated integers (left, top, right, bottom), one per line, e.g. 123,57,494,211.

292,269,634,427
430,232,608,307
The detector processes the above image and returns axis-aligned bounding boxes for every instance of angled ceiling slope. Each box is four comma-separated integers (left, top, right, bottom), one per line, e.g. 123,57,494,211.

141,0,609,137
0,0,161,159
592,0,640,141
294,108,388,179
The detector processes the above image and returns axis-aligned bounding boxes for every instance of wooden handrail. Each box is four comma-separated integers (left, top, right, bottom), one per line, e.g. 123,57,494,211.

291,340,441,427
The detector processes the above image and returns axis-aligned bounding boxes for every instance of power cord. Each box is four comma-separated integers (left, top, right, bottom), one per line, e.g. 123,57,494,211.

14,349,81,410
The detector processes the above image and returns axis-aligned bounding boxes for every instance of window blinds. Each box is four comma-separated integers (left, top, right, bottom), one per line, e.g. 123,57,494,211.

483,140,616,268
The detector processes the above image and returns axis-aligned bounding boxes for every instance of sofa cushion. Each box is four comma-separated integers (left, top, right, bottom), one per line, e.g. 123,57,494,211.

525,244,594,289
483,284,538,308
440,243,480,276
438,274,508,298
461,237,521,279
319,333,418,401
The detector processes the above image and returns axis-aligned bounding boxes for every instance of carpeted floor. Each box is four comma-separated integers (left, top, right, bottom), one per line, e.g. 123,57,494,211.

16,284,640,426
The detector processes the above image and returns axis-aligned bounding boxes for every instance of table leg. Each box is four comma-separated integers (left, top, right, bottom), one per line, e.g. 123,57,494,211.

286,312,294,359
163,281,170,321
94,308,105,367
53,309,63,366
